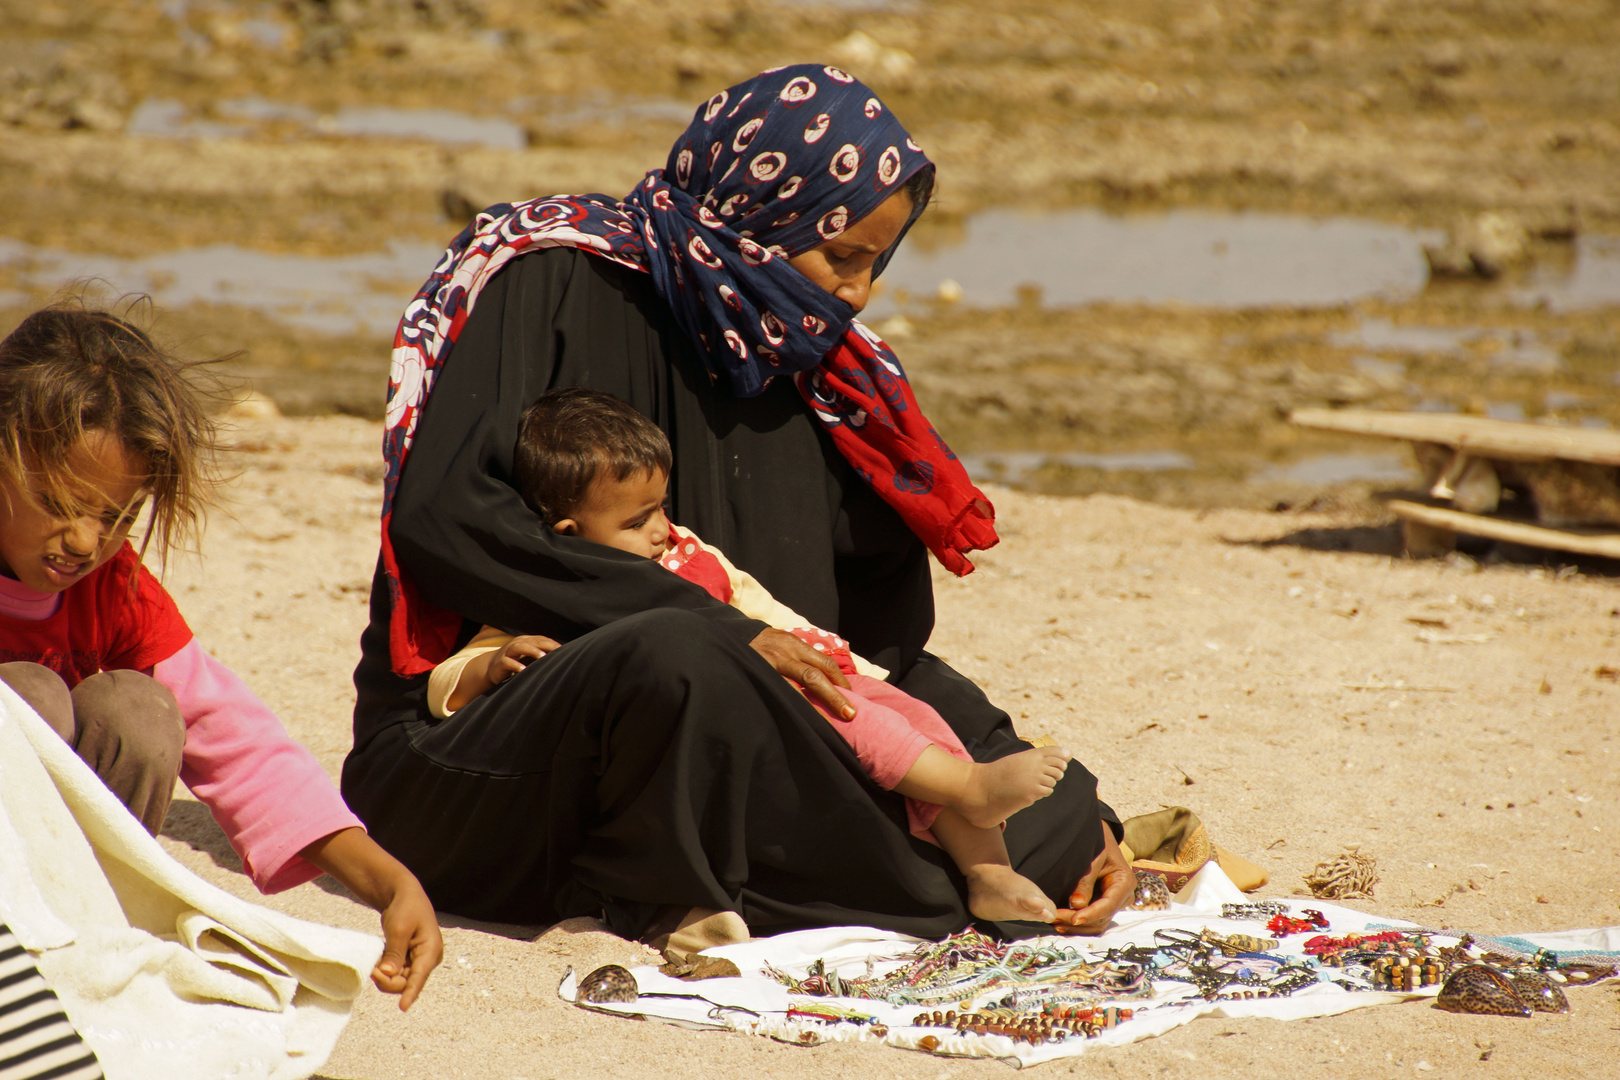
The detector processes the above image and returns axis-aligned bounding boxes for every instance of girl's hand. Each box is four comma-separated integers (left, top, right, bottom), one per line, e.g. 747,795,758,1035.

486,634,561,685
749,627,855,720
370,881,443,1010
299,828,444,1011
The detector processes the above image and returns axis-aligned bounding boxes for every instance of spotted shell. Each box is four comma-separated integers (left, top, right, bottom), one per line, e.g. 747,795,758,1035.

1131,872,1171,911
1508,971,1570,1014
579,963,639,1004
1435,965,1531,1017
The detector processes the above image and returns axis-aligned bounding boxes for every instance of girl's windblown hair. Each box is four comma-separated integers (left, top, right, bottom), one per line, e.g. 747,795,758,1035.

0,298,221,563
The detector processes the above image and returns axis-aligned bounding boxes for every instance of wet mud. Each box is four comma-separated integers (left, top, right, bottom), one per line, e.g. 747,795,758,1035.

1,0,1616,512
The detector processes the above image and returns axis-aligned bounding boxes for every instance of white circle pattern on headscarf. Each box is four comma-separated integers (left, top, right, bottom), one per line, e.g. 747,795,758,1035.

829,144,861,183
780,76,816,104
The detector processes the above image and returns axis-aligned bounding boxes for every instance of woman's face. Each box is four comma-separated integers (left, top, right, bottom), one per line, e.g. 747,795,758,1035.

786,189,913,314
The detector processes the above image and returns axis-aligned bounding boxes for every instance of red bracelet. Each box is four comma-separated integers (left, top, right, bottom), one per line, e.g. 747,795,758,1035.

1266,909,1329,936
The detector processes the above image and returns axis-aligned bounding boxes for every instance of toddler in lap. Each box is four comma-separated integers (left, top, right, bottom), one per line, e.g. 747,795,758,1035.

428,387,1071,923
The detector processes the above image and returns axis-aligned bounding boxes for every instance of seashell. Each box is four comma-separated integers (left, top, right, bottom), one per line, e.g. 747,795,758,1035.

1508,971,1570,1013
1131,872,1172,910
578,963,639,1004
1434,965,1531,1017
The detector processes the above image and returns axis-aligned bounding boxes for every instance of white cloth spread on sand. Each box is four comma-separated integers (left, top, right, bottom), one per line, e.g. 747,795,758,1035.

559,863,1620,1068
0,682,381,1080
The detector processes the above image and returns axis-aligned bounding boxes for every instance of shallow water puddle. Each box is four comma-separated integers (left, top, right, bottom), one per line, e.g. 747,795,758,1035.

316,106,527,151
129,97,528,151
1332,319,1565,374
128,99,250,140
870,209,1446,315
1252,452,1417,486
1515,235,1620,312
0,238,443,336
510,92,697,130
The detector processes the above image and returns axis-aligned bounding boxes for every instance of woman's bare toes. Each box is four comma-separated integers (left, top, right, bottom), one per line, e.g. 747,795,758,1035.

958,747,1071,828
965,865,1058,923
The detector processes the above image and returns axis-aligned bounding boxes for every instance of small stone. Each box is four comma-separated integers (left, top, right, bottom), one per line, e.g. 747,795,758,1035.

874,314,914,340
1421,40,1467,77
224,390,282,421
1467,212,1530,277
68,98,125,132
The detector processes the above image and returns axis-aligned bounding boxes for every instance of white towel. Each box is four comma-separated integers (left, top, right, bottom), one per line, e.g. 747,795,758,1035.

0,682,381,1080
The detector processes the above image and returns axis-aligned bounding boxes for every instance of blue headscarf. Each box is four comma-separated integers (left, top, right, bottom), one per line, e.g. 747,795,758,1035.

626,63,933,393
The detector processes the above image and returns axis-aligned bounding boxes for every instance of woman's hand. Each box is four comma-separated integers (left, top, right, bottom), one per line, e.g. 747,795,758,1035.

1050,822,1135,936
299,827,444,1011
749,627,856,720
485,634,561,686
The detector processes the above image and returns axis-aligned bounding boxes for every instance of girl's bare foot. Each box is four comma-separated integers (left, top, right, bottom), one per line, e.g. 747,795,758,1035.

965,864,1058,923
956,746,1069,829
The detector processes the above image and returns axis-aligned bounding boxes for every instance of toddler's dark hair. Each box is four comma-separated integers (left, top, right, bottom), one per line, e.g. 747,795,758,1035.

0,300,220,563
513,387,672,525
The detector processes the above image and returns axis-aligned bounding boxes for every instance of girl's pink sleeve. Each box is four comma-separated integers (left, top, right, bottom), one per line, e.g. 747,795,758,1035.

154,639,364,894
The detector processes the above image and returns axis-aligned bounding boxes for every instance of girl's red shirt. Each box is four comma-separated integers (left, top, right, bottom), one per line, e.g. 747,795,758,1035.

0,542,193,685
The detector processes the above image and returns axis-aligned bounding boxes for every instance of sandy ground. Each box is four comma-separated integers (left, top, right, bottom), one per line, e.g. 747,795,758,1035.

148,414,1620,1079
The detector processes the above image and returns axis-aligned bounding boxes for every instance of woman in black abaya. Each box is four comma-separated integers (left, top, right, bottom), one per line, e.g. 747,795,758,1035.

342,65,1134,940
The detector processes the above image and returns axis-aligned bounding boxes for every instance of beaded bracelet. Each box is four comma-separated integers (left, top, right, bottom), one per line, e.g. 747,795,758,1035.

1267,909,1329,936
1303,930,1407,957
1221,901,1289,920
1201,928,1280,956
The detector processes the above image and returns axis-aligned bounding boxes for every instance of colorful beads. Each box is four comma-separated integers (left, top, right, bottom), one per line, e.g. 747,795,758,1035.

1201,928,1280,955
1221,901,1289,920
1266,909,1330,936
1369,955,1445,990
1303,930,1409,961
908,1005,1136,1044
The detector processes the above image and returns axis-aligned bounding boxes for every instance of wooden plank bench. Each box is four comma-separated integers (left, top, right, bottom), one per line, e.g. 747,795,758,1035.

1289,408,1620,559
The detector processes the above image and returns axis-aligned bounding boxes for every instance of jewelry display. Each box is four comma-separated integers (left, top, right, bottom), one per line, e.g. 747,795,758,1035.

751,908,1620,1050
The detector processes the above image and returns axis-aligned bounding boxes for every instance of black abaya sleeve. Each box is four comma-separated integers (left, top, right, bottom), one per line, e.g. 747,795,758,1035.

389,249,766,646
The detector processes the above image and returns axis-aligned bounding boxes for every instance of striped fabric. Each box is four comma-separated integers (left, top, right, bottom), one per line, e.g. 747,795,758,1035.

0,924,102,1080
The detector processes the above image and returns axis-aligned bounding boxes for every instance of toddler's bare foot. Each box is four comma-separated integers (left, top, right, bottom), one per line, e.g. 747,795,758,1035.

965,864,1058,923
955,746,1069,829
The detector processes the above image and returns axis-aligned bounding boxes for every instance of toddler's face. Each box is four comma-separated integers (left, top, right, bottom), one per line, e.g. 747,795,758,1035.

553,468,671,559
0,430,151,594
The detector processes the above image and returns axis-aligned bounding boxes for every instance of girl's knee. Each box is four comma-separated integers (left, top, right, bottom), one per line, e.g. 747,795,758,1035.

0,661,75,743
72,670,185,768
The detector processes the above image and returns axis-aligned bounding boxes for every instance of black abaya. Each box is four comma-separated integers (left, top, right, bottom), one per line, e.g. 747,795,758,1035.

344,248,1111,938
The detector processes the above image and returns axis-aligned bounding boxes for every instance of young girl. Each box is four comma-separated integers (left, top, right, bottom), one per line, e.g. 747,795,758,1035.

0,302,441,1009
428,388,1072,924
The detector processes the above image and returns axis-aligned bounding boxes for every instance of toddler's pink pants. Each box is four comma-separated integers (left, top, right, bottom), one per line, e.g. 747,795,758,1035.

804,673,973,839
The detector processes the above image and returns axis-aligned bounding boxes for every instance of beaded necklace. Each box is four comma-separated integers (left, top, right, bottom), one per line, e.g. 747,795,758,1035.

767,929,1150,1008
1366,924,1620,970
